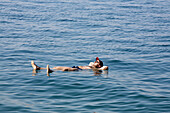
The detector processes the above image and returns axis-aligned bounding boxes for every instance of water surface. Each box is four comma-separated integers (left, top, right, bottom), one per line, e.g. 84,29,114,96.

0,0,170,112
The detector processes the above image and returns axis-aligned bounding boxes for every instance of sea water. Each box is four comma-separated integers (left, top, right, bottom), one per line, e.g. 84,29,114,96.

0,0,170,112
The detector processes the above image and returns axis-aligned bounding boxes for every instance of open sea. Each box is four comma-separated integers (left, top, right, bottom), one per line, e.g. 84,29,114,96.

0,0,170,112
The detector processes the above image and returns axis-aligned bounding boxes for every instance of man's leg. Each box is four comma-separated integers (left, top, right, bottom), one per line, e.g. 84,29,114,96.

31,61,79,72
31,61,46,70
47,65,54,73
53,66,78,71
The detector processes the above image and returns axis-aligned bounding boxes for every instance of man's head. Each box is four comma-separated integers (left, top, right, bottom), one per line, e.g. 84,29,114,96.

94,57,103,68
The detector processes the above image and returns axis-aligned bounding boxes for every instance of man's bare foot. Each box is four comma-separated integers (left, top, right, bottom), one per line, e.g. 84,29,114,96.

31,61,41,70
47,65,54,73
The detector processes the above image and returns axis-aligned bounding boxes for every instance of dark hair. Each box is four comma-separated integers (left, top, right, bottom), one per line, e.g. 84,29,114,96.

99,60,103,67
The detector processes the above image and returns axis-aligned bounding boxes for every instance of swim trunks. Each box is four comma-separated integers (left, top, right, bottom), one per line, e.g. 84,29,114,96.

72,66,82,70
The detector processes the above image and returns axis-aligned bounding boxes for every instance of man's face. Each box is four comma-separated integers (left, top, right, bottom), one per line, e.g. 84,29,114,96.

94,61,101,68
96,59,100,63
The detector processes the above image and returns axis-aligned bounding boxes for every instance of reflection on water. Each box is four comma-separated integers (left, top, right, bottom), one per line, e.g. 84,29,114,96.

32,69,40,76
93,70,108,76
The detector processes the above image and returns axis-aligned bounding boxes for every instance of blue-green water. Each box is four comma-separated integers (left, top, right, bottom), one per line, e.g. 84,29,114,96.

0,0,170,112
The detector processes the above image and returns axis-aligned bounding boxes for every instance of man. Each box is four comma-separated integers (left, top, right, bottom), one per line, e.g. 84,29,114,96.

31,57,108,73
94,57,103,68
75,57,103,69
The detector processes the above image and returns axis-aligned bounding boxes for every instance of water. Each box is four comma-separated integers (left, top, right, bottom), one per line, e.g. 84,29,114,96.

0,0,170,112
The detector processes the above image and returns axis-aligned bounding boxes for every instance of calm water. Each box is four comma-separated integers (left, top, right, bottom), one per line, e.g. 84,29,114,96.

0,0,170,112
